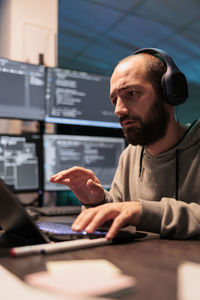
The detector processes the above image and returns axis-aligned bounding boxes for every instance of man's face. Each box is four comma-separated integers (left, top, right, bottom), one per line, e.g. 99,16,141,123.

110,56,170,146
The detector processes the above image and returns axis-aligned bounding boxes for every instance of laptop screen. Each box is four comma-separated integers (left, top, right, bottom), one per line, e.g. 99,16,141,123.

0,178,48,246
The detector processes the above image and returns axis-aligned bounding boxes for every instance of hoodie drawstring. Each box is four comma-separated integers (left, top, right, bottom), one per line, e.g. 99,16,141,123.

139,147,144,177
175,149,179,200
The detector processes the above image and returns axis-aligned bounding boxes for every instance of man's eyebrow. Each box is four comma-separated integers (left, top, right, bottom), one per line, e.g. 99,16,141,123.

110,85,141,98
119,84,141,91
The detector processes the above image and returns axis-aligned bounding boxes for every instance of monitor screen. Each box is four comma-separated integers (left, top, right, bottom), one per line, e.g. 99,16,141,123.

0,134,43,193
44,134,125,191
0,57,45,121
45,67,120,128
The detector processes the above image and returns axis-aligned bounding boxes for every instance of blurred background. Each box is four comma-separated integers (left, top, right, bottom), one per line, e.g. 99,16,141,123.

57,0,200,123
0,0,199,123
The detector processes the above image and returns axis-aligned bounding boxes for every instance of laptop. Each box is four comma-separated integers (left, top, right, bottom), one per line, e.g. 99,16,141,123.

0,178,110,247
0,178,146,249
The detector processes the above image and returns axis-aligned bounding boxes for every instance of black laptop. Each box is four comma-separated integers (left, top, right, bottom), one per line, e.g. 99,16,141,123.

0,178,49,247
0,179,146,249
0,178,109,248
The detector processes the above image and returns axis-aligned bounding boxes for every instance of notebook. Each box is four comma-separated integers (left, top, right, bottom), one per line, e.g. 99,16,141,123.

0,178,145,249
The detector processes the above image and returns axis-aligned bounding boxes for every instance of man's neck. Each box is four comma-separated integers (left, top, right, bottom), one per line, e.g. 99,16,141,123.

145,121,187,156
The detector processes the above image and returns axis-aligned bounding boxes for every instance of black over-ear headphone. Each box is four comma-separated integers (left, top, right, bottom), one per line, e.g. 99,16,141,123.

132,48,188,106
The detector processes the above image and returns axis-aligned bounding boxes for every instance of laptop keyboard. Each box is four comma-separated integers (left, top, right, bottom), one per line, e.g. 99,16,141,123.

36,221,107,241
36,222,80,235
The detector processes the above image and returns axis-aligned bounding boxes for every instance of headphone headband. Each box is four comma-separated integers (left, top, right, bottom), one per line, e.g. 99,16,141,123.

132,48,188,106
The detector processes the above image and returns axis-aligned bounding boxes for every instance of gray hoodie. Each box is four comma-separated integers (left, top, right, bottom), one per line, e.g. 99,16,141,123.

105,119,200,239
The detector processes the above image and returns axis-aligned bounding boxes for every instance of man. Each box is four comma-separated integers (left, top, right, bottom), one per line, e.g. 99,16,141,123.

50,48,200,240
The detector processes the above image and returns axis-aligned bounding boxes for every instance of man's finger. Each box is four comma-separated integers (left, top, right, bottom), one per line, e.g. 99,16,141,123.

84,206,119,234
106,213,127,239
72,209,97,231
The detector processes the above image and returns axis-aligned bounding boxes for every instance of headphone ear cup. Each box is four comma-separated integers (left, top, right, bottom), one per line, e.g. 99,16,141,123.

160,70,188,106
169,71,188,105
164,70,188,106
132,47,188,105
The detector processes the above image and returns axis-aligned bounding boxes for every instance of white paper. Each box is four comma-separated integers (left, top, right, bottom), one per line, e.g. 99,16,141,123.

0,265,89,300
47,259,121,275
25,259,136,298
177,261,200,300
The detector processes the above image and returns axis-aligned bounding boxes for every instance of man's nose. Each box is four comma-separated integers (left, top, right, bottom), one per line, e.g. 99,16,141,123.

114,98,128,117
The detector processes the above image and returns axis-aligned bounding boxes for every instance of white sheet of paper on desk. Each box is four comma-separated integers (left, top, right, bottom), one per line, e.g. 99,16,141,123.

47,259,121,275
0,265,90,300
177,261,200,300
25,259,137,298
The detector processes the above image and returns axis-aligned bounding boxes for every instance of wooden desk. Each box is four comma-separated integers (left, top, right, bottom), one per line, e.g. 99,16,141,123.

0,217,200,300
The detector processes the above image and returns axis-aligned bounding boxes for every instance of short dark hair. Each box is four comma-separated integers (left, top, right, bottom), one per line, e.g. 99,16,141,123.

144,54,167,98
117,53,167,98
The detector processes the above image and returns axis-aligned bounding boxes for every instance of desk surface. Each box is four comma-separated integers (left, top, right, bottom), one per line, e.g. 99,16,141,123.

1,216,200,300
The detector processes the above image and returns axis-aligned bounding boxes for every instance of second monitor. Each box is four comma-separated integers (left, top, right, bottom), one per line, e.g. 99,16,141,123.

44,134,125,191
45,67,120,128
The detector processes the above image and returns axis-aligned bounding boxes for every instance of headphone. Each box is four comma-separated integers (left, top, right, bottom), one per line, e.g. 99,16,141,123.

132,48,188,106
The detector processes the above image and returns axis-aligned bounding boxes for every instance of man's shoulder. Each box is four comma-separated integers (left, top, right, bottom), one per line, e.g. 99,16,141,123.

121,144,142,159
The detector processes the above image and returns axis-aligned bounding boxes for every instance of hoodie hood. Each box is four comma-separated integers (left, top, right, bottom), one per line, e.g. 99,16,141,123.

142,119,200,161
139,119,200,200
175,119,200,151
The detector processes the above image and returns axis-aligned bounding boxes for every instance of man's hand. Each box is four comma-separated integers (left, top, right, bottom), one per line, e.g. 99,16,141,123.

72,201,142,240
49,166,105,206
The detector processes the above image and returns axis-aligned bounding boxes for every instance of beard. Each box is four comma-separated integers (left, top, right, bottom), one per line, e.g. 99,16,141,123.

120,97,170,146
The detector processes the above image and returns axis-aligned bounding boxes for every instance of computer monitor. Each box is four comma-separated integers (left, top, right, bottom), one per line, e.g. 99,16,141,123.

45,67,120,128
0,57,45,121
43,134,125,191
0,134,43,193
